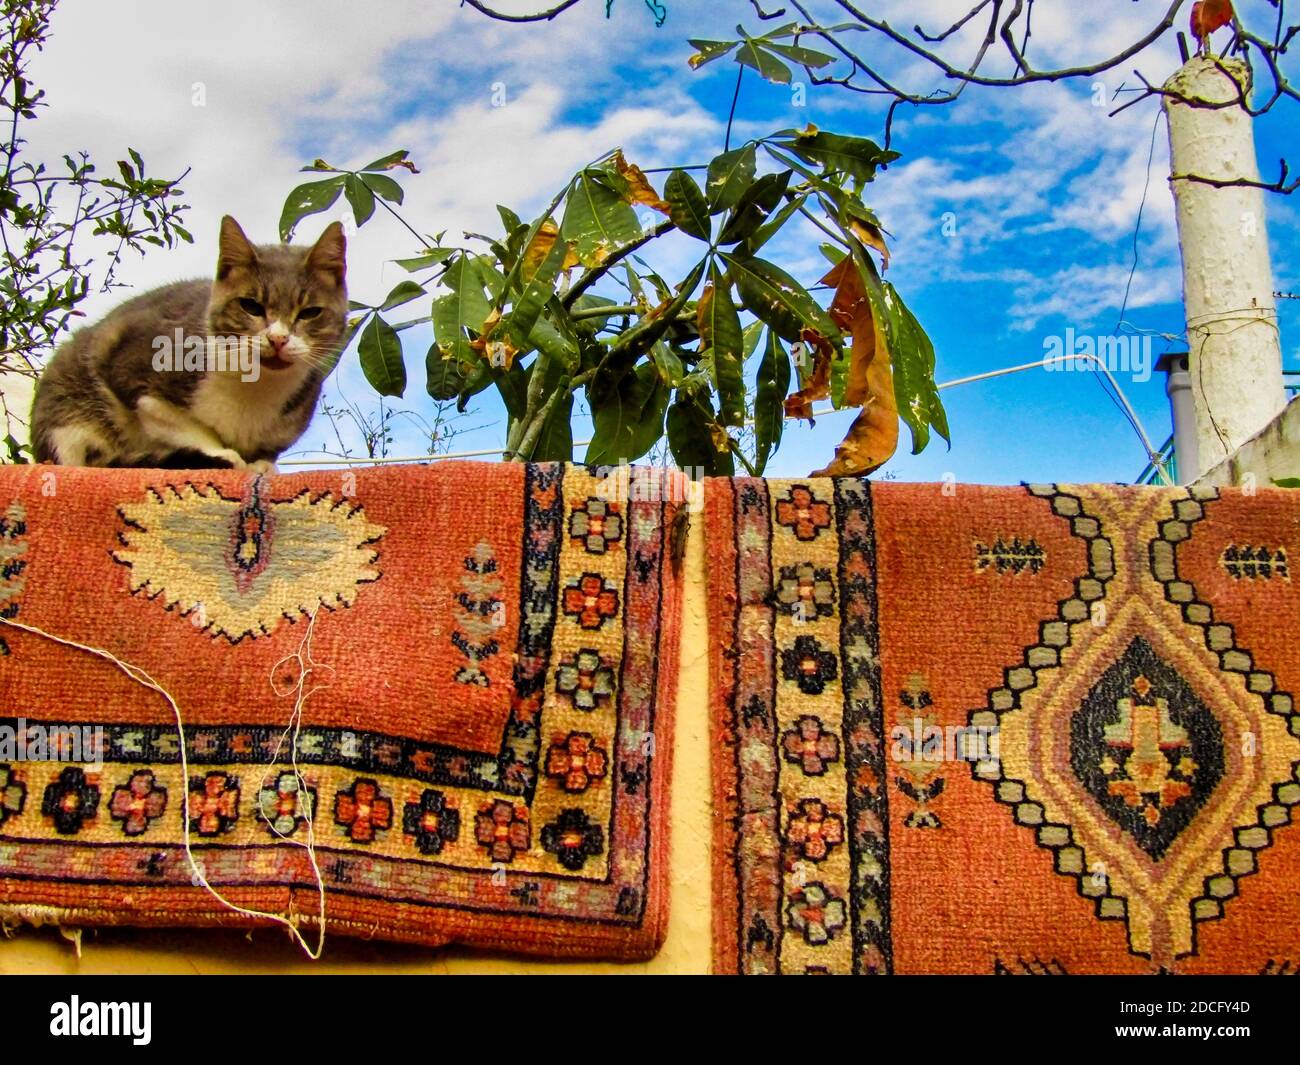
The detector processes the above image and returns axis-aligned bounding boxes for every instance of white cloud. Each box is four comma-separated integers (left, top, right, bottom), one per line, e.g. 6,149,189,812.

831,75,1188,336
26,0,719,309
17,0,1276,476
1005,263,1183,333
21,0,726,458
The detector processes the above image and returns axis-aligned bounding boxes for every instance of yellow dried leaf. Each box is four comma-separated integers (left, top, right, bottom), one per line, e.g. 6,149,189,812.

477,306,503,339
783,327,834,421
490,340,520,370
810,254,899,476
613,150,670,215
586,241,614,266
695,282,715,338
468,307,518,368
848,218,890,270
821,255,875,406
810,375,899,477
521,221,581,279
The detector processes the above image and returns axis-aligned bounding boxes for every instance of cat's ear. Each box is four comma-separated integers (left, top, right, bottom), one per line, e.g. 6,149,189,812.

305,221,346,286
216,216,258,280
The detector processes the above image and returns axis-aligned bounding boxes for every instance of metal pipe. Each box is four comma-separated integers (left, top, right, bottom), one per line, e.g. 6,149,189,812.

282,353,1173,484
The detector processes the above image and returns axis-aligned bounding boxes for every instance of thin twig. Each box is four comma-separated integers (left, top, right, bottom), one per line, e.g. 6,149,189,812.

459,0,585,22
725,64,745,152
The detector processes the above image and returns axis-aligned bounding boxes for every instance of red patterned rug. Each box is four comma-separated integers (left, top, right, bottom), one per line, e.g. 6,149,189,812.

0,462,680,959
707,478,1300,974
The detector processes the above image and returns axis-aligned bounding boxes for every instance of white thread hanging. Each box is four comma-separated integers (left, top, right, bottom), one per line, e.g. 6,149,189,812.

0,612,329,959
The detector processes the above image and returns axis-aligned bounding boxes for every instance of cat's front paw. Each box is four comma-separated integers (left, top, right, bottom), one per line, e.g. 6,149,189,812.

211,448,248,469
246,459,279,475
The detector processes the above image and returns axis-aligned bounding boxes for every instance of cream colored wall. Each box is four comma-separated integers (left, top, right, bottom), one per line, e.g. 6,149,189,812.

0,513,713,975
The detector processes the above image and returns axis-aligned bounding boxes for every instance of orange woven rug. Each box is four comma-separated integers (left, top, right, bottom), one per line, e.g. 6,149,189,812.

707,479,1300,974
0,462,680,959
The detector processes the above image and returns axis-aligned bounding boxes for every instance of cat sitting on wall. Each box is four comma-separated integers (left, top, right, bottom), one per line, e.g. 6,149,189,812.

31,216,347,471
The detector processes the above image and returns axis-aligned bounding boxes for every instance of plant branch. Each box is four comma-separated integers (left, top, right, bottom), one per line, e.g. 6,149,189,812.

1172,157,1300,194
510,374,570,461
563,218,676,308
459,0,585,22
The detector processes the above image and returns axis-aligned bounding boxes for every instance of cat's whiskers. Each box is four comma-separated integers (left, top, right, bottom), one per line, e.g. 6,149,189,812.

295,352,336,373
31,214,347,468
298,346,344,372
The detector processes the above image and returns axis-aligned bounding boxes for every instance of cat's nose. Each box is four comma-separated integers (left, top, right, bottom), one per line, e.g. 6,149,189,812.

265,328,289,351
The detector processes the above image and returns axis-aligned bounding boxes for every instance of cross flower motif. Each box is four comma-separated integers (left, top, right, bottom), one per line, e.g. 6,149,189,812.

787,882,848,946
541,807,605,871
781,634,839,696
781,715,841,776
774,485,833,542
786,797,845,862
555,649,617,711
334,778,393,843
569,498,623,554
403,789,461,855
41,767,100,835
0,764,26,826
188,772,240,836
257,771,315,837
475,800,530,863
109,770,168,837
545,732,610,793
775,562,836,621
562,573,620,630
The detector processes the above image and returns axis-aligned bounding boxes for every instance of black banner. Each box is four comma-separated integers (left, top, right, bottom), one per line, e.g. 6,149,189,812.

3,974,1290,1049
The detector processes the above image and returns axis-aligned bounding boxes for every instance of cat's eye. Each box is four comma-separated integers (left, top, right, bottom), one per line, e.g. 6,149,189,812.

297,306,323,321
238,298,265,317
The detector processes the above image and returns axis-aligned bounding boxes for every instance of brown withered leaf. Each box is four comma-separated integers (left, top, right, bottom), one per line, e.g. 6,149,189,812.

782,327,834,421
821,256,875,406
810,364,898,476
811,400,897,477
613,151,670,215
784,394,816,421
1191,0,1235,48
521,220,581,279
848,218,890,270
469,308,520,370
695,281,716,335
810,254,898,476
708,422,733,454
476,307,503,340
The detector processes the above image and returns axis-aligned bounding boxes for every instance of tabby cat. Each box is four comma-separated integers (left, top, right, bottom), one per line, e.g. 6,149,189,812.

31,215,347,471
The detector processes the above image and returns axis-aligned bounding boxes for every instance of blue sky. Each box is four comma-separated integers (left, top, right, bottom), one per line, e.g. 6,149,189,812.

31,0,1300,483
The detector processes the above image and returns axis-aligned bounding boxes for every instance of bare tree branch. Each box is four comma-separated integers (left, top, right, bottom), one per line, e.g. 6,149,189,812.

1173,157,1300,194
465,0,1300,190
458,0,585,23
806,0,1185,87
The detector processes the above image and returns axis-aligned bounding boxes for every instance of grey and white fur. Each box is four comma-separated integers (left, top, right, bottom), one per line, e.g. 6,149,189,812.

30,215,347,471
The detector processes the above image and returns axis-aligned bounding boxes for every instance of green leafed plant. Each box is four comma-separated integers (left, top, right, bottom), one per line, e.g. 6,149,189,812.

689,22,836,86
280,124,947,475
0,0,191,457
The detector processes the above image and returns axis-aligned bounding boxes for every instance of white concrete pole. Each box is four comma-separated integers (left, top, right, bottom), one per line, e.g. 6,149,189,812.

1164,56,1287,479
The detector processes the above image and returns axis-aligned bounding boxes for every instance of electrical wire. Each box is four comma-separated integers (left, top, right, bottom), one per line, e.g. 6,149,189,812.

280,353,1173,484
